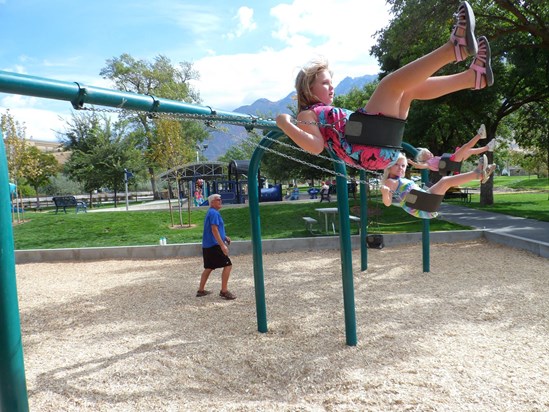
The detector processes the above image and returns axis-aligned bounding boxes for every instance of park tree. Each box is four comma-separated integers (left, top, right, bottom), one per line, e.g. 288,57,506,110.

371,0,549,205
20,146,59,208
62,112,143,206
512,100,548,177
1,110,28,220
148,117,197,226
1,110,27,184
100,54,208,199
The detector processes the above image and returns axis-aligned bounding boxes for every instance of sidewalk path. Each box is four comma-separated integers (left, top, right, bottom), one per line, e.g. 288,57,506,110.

438,203,549,257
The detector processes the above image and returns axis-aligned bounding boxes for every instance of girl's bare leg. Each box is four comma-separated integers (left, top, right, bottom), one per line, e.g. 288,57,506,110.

428,156,495,194
453,129,487,161
365,43,457,118
396,72,476,118
428,170,480,195
455,146,488,162
365,1,478,119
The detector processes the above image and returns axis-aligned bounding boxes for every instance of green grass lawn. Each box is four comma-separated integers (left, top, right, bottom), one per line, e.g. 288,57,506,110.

12,176,547,250
446,176,549,222
12,199,467,250
459,192,549,222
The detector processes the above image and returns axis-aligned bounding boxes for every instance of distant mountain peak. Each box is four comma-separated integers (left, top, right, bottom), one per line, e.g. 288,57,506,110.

203,74,378,160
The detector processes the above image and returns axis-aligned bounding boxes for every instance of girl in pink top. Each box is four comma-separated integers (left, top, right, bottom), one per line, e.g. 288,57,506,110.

408,124,496,172
276,2,494,171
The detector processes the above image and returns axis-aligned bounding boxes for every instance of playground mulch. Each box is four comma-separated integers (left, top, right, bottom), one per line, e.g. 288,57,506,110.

16,240,549,411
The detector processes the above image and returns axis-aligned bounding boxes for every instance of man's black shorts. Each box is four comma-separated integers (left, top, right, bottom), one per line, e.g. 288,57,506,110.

203,245,232,269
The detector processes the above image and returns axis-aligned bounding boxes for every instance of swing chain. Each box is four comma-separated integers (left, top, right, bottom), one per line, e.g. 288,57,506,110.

80,106,277,128
81,106,381,185
239,135,377,186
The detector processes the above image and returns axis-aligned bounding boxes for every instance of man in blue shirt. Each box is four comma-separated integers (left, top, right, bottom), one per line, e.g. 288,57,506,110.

196,194,236,300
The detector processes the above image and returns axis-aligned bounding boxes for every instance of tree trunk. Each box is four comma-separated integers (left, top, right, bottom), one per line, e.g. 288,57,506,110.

149,167,161,200
34,187,40,210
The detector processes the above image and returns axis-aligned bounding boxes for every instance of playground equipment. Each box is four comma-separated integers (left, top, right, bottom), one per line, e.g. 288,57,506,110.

159,159,282,205
0,69,432,411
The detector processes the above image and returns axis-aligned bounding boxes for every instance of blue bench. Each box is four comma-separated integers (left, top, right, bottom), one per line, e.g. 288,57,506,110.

52,196,87,214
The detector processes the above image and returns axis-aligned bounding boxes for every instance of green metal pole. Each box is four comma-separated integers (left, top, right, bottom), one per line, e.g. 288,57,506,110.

0,133,29,411
402,142,431,273
359,169,368,271
421,168,431,273
248,131,283,333
331,153,357,346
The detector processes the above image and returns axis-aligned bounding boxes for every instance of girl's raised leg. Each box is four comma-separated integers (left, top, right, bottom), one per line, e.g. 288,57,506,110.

365,1,478,118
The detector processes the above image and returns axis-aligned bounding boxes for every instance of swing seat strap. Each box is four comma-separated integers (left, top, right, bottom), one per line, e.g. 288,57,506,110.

438,153,462,176
344,112,405,149
405,189,444,213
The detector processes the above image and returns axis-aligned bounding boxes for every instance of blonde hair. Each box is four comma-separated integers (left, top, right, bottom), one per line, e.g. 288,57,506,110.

415,148,432,162
382,152,407,183
294,58,333,113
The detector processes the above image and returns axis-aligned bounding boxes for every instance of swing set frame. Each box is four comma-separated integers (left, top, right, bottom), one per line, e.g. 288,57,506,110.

0,69,432,411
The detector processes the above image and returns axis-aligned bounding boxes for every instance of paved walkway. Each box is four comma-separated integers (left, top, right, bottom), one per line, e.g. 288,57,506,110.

438,203,549,244
438,203,549,258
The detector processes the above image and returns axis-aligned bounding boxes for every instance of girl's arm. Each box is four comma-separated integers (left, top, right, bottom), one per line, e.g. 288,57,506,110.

276,111,325,154
407,158,428,169
380,179,397,207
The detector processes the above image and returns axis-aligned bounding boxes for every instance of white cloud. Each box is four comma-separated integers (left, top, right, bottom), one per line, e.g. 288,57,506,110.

0,104,67,141
226,7,257,40
169,4,223,36
1,0,392,140
194,0,391,110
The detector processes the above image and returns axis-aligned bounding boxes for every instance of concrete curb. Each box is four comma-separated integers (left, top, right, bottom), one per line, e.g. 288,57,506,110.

16,230,486,264
484,231,549,259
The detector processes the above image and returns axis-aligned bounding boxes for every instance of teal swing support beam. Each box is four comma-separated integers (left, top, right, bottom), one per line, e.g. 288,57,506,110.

0,70,280,130
0,69,432,410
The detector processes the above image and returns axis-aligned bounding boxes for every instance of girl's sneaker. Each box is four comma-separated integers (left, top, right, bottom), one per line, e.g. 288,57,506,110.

477,124,486,139
487,139,496,151
482,164,496,184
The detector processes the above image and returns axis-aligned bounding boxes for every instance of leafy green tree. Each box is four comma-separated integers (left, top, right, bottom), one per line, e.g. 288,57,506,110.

149,117,195,226
100,54,207,199
1,110,28,220
20,146,59,207
62,112,144,206
512,100,548,177
370,0,548,204
1,110,27,184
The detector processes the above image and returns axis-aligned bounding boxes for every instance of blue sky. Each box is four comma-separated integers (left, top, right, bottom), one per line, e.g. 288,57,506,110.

0,0,391,141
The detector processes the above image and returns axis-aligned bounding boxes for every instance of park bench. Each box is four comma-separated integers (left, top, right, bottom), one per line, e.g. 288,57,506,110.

52,196,87,214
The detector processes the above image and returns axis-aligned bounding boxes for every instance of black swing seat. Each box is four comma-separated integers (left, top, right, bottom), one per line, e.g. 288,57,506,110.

404,189,444,213
344,111,405,149
438,153,462,176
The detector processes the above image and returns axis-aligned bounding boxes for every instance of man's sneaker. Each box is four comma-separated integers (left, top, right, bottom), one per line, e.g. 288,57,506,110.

220,290,236,300
487,139,496,151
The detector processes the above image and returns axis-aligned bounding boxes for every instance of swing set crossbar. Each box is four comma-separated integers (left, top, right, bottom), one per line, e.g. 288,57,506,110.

0,70,279,131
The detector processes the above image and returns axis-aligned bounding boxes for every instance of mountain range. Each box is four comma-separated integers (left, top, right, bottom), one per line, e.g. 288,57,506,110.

202,74,377,160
